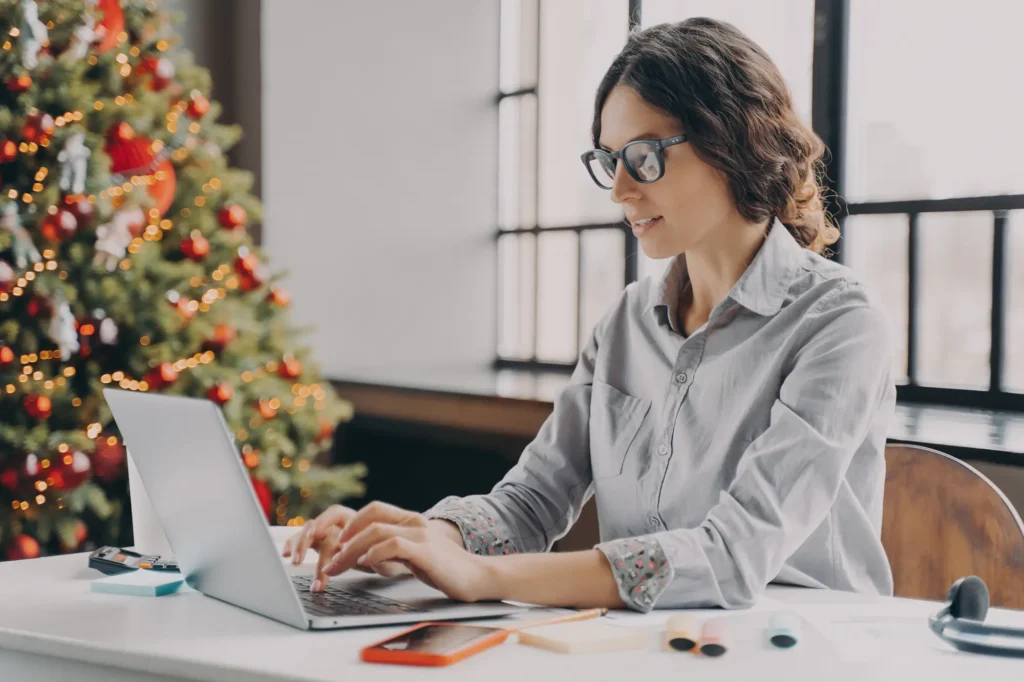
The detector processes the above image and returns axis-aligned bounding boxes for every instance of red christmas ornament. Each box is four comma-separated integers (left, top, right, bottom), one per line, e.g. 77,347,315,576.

93,0,126,54
40,209,79,242
0,344,14,367
0,467,18,491
218,204,247,230
56,451,92,489
25,294,51,318
187,92,210,119
23,110,56,144
267,287,291,307
165,290,196,321
207,383,234,405
250,477,272,521
180,231,209,261
234,251,266,292
0,261,13,294
317,419,336,443
92,437,126,481
24,394,52,419
148,158,177,217
106,136,176,218
257,399,277,420
0,140,17,163
278,355,303,379
204,323,236,352
107,121,135,144
144,362,178,390
5,535,40,561
6,74,32,93
138,55,175,90
62,194,96,227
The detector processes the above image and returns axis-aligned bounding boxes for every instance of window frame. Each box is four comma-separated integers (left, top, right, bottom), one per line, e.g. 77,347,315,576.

494,0,1024,413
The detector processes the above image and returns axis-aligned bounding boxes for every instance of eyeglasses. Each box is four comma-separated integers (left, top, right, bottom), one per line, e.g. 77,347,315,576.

580,135,689,190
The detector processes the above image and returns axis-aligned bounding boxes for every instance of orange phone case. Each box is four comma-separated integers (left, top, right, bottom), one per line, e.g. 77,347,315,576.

360,622,510,667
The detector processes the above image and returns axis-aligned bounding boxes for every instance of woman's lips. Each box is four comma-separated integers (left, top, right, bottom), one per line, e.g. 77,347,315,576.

631,216,662,237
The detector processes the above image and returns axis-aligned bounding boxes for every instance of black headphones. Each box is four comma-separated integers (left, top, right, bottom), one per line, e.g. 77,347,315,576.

929,575,1024,657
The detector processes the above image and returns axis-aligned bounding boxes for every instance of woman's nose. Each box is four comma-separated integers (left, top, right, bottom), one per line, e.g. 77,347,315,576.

609,163,641,204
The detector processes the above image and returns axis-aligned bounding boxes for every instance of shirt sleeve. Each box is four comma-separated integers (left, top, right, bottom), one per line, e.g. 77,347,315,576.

597,283,895,610
423,316,605,555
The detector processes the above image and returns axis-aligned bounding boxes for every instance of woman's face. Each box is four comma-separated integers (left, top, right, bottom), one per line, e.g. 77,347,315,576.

599,84,736,259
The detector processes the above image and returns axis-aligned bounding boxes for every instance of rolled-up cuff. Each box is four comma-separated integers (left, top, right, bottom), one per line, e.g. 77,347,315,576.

423,496,519,556
596,536,674,612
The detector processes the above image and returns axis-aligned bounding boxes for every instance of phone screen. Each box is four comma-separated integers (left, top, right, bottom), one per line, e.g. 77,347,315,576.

371,624,501,656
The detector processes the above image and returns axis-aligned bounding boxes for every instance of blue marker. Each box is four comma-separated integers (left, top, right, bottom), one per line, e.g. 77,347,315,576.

767,612,800,648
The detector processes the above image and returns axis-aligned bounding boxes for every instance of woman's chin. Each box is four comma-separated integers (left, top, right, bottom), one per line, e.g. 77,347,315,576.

639,237,684,261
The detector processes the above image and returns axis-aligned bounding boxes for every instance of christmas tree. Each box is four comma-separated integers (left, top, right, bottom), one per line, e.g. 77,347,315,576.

0,0,364,562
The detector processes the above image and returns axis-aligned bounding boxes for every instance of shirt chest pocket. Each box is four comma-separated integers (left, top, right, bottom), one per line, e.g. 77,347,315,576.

589,380,651,481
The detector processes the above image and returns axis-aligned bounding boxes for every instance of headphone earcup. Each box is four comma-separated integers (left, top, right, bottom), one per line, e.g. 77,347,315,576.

949,575,990,621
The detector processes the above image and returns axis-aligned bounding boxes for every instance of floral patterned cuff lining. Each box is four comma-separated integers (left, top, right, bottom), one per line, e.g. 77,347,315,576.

596,536,674,612
423,496,520,556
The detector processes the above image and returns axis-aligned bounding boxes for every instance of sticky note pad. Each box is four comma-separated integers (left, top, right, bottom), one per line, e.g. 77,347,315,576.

517,620,646,654
91,569,184,597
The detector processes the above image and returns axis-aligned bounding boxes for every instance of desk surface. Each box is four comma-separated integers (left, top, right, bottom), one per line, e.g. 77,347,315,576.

2,527,1022,682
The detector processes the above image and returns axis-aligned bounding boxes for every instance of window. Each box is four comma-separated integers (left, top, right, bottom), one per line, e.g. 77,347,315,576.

496,0,630,367
842,0,1024,409
495,0,1024,411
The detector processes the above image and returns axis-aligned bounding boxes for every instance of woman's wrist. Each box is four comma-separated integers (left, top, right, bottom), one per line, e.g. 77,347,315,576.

475,549,624,608
426,518,467,550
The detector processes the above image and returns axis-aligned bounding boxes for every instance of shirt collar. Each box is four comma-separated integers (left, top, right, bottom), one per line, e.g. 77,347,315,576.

645,219,802,326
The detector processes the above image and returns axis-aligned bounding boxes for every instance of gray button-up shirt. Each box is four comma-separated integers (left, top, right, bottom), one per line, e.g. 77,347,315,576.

427,220,896,611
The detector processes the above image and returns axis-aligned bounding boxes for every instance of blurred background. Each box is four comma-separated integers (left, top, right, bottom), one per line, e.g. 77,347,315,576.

175,0,1024,539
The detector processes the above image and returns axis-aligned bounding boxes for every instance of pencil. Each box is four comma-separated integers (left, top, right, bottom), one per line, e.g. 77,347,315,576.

504,607,609,633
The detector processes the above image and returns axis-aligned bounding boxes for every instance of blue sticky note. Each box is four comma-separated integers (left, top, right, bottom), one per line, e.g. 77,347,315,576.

91,569,184,597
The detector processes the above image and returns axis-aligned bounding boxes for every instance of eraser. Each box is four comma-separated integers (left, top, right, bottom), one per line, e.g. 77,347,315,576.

90,569,184,597
767,611,800,648
699,618,728,657
665,614,700,652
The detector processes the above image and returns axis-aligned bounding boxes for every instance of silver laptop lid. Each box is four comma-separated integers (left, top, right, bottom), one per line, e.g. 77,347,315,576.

103,388,308,629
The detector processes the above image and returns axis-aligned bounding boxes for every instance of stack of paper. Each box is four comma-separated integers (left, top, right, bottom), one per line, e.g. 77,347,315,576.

90,569,184,597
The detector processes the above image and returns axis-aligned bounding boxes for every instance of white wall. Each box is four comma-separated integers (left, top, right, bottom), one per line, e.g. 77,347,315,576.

262,0,499,377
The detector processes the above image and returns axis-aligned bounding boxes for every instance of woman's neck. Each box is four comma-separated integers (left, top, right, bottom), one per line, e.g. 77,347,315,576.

679,214,770,335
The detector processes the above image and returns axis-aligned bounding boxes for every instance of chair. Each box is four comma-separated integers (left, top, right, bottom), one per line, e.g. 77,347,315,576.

882,443,1024,608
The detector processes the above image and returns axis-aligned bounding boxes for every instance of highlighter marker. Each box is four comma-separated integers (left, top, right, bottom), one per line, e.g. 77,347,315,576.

665,615,700,652
699,619,728,657
767,612,800,648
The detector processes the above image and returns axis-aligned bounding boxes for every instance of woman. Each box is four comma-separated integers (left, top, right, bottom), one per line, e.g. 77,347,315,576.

283,18,896,612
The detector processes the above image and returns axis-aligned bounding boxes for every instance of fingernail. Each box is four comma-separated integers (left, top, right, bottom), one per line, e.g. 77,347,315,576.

356,554,368,566
311,579,322,592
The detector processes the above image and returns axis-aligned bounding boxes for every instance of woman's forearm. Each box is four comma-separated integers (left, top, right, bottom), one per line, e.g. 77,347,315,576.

480,549,626,609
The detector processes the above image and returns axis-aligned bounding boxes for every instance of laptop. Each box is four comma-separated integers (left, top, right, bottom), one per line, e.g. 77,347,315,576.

103,388,527,630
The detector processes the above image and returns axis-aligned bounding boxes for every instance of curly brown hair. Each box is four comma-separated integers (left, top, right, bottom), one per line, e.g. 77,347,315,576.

592,18,839,254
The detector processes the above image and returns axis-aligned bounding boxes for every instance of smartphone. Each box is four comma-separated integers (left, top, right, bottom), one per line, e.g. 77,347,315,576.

360,622,510,667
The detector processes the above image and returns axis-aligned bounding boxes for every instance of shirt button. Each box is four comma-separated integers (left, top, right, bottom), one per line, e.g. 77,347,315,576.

657,444,669,456
675,373,687,384
648,516,661,528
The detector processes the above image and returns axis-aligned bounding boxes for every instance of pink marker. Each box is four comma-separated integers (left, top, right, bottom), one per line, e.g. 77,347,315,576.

699,619,728,657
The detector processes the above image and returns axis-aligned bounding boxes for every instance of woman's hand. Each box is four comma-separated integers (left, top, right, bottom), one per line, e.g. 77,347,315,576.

281,504,410,581
319,501,497,603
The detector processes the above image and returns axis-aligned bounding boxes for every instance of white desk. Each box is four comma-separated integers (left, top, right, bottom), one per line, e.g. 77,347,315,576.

1,527,1021,682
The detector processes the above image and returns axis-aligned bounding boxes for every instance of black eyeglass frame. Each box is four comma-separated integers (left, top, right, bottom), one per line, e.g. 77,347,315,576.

580,134,689,189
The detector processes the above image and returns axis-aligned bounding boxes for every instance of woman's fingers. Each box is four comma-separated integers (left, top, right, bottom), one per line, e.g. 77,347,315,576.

323,522,423,577
312,527,344,592
290,520,318,565
337,501,424,545
291,505,356,565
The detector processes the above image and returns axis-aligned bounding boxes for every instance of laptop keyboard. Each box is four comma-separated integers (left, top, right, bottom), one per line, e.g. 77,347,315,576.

291,575,423,617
